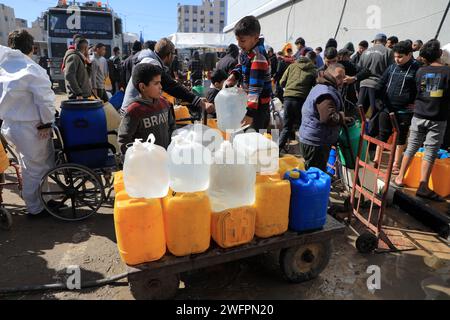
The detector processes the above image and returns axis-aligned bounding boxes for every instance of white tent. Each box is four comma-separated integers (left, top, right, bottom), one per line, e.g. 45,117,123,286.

168,33,231,49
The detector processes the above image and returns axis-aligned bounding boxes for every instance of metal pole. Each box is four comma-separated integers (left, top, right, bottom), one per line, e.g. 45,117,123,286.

334,0,348,40
435,0,450,39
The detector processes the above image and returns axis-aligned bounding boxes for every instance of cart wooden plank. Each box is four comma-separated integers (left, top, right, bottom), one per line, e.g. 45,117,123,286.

127,216,344,279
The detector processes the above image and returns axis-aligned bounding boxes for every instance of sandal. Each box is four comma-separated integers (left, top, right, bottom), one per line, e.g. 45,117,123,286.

391,180,405,188
416,190,446,202
391,165,400,176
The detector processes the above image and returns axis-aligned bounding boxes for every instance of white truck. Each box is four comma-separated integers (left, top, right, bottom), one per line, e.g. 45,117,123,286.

43,1,123,90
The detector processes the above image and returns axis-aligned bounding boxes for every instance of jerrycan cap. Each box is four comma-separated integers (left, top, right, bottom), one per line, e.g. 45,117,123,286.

289,171,300,179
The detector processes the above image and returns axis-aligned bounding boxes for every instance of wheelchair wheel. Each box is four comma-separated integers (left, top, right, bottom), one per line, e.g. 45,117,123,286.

39,164,105,222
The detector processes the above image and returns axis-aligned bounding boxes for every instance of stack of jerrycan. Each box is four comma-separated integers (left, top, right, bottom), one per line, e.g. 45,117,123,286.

233,133,291,238
114,135,168,266
284,168,331,232
405,149,450,197
208,141,257,248
164,131,213,256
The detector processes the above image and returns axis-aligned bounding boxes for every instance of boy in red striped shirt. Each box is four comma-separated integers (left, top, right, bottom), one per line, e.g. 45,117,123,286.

225,16,273,131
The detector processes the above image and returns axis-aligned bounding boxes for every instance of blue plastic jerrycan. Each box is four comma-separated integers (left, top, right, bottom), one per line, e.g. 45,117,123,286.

284,168,331,232
327,148,337,176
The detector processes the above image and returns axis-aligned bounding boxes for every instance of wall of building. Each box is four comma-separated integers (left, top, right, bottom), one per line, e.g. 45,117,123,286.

225,0,450,51
15,18,27,29
178,0,227,33
28,17,47,43
0,3,16,46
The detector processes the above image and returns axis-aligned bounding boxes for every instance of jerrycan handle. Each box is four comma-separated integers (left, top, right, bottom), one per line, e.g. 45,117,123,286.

126,138,143,149
306,171,321,180
146,134,156,145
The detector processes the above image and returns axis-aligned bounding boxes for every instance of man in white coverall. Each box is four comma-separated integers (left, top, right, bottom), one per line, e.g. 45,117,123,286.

0,30,56,217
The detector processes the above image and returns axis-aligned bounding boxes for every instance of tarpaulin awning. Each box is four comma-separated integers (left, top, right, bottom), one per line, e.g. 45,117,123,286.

168,33,231,49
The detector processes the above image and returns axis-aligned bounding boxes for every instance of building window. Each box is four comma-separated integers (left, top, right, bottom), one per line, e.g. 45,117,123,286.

201,10,204,15
193,7,197,13
193,27,197,32
184,26,189,32
200,19,204,23
220,0,225,7
220,12,225,16
184,7,190,13
210,19,214,24
193,19,197,23
209,27,214,32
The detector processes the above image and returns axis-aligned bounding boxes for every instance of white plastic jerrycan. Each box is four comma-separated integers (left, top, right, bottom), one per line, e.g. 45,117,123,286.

214,86,248,132
233,132,279,175
172,124,224,155
208,141,256,212
168,131,212,193
123,134,169,199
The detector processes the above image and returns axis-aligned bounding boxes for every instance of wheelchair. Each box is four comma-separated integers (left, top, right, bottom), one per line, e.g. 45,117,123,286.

38,100,121,222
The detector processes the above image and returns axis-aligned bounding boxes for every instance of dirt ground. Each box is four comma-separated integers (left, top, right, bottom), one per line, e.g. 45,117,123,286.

0,93,448,300
0,167,449,300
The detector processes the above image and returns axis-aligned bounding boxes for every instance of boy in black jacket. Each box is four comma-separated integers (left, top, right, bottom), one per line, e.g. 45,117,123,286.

118,63,176,155
374,41,420,174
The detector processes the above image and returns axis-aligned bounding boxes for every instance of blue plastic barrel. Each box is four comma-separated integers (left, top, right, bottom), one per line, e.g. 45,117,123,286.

284,168,331,232
109,91,125,110
60,100,108,169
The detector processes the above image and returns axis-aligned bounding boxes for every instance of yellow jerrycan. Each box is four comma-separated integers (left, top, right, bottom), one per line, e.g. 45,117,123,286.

114,171,125,194
114,198,166,266
429,158,450,197
254,175,291,238
163,192,211,257
211,206,256,249
0,142,9,173
404,152,423,188
278,155,305,179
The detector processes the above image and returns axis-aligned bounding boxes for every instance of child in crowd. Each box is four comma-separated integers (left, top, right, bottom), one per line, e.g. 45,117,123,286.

206,69,229,104
375,41,420,174
394,40,450,201
225,16,273,131
118,63,176,154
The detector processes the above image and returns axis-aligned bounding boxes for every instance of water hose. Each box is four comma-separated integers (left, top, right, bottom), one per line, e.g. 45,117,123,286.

0,272,129,295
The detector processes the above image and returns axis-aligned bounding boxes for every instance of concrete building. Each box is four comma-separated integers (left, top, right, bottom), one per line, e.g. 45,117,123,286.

0,3,16,46
177,0,227,33
28,17,47,43
15,18,27,29
224,0,450,51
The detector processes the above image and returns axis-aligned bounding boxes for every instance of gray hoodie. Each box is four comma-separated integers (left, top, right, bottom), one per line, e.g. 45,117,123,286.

358,44,394,89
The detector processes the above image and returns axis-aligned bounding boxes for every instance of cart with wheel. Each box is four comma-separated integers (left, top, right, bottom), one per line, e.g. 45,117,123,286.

126,216,344,300
347,107,417,254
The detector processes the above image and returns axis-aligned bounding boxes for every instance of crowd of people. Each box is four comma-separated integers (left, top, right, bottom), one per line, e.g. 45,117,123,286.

0,13,449,217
